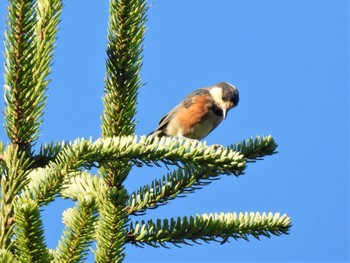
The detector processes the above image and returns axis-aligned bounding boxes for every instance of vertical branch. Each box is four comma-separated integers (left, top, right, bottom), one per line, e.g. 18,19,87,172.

101,0,147,138
54,197,98,263
100,0,147,186
100,0,147,188
97,1,147,261
95,189,128,263
3,0,62,150
3,0,37,150
1,0,62,254
13,198,50,263
0,146,33,249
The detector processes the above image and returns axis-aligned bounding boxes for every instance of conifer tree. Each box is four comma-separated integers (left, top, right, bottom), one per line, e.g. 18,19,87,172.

0,0,291,262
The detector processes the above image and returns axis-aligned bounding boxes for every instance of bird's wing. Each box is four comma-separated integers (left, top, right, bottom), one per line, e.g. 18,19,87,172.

149,104,180,136
182,88,210,108
149,88,211,137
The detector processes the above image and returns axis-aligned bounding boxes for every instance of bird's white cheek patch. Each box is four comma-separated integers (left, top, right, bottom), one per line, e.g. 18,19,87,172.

209,87,223,104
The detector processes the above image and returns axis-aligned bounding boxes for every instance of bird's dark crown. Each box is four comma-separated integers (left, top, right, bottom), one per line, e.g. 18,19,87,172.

216,82,239,106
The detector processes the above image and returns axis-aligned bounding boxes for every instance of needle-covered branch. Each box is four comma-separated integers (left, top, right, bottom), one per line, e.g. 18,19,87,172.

22,135,273,209
13,198,50,262
3,0,62,149
33,141,66,168
60,172,106,201
126,135,277,215
54,197,98,263
127,165,220,215
4,0,36,147
100,8,147,259
0,249,15,262
1,145,34,197
0,146,34,248
127,212,291,248
21,136,245,205
102,0,147,137
94,188,129,263
229,135,277,162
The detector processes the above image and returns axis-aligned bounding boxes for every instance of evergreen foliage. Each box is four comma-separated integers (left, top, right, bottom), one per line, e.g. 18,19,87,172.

0,0,291,261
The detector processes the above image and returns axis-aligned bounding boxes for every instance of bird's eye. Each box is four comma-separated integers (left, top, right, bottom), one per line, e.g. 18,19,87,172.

222,95,228,101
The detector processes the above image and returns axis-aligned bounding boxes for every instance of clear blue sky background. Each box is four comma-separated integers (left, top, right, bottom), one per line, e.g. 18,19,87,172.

0,1,349,262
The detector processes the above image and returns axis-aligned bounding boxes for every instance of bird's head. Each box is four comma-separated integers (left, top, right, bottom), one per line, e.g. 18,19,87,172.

209,82,239,119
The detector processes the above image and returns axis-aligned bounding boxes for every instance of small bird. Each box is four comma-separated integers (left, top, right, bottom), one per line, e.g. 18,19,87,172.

149,82,239,140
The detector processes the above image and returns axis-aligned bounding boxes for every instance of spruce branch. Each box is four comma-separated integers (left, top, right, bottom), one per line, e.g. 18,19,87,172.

3,0,62,149
60,172,106,201
1,145,34,199
91,136,245,174
33,141,66,168
94,188,129,263
98,0,147,257
4,0,37,148
230,135,277,162
0,249,15,262
126,136,277,215
0,146,34,248
54,196,98,263
21,167,80,207
13,198,50,263
102,0,147,138
126,165,220,215
101,0,147,188
21,136,245,205
127,212,291,248
60,135,276,215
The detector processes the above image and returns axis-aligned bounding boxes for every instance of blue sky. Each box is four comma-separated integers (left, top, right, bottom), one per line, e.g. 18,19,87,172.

0,0,349,262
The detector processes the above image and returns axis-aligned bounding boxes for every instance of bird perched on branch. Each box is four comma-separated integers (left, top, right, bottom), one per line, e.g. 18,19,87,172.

149,82,239,140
